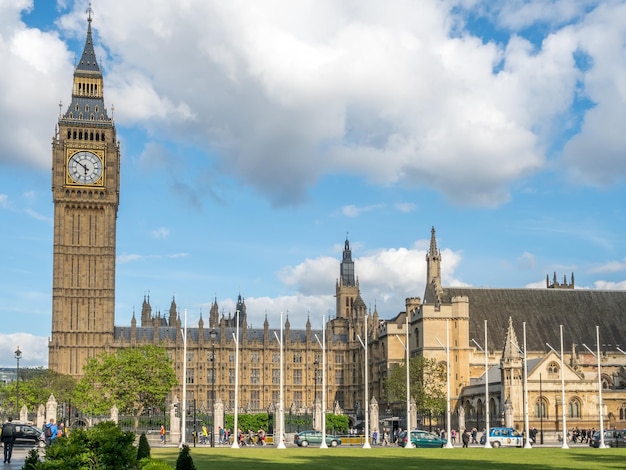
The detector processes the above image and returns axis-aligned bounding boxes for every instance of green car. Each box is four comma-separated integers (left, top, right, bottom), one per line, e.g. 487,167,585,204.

294,430,342,447
398,430,446,448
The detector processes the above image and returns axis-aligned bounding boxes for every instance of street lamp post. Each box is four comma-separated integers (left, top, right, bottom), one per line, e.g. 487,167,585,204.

14,346,22,416
314,361,319,406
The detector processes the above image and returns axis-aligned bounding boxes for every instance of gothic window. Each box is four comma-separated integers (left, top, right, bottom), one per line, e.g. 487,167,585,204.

620,403,626,420
67,130,71,139
569,398,581,418
415,327,420,348
75,104,79,111
228,368,235,384
251,390,260,409
534,398,547,418
95,106,99,112
293,369,302,385
72,130,77,139
293,391,303,408
293,352,303,363
69,113,74,119
272,352,280,363
335,368,344,385
186,368,194,384
90,114,95,121
335,352,344,364
79,113,83,119
85,105,89,112
272,368,280,384
251,368,260,385
229,353,235,362
547,362,559,377
251,352,260,363
79,131,83,140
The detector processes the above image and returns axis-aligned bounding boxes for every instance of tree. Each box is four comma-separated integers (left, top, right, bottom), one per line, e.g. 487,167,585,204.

137,432,151,460
175,444,196,470
384,356,446,417
74,346,177,429
0,368,76,413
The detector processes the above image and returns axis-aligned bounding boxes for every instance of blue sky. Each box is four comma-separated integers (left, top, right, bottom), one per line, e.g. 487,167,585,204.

1,0,626,367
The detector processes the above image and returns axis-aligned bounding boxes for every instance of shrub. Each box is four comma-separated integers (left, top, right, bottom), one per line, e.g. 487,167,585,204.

137,432,151,460
175,444,196,470
22,448,42,470
43,421,138,469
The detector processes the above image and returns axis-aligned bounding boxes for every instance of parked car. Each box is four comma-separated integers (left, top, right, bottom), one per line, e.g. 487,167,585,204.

294,430,341,447
398,430,446,448
1,423,45,448
484,427,524,448
590,429,626,448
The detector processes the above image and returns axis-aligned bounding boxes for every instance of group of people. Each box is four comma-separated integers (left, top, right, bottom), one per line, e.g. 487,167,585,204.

236,428,266,446
370,428,391,445
1,417,61,464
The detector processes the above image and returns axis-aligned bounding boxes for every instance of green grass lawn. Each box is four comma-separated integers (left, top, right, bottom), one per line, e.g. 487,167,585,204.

151,446,626,470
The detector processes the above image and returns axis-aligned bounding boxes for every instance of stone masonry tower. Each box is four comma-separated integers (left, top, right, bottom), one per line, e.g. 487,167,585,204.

48,10,120,377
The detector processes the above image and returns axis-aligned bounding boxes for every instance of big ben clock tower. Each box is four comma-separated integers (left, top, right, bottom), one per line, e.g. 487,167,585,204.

49,11,119,377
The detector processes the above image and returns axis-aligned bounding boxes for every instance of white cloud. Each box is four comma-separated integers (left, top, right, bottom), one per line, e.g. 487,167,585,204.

341,204,384,218
590,259,626,274
117,253,143,264
151,227,170,239
278,241,465,319
4,2,625,207
0,194,9,208
0,333,49,368
394,202,416,213
517,251,536,269
593,280,626,290
0,3,73,168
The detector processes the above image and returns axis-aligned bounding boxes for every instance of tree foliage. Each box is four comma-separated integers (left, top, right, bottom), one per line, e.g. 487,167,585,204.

384,356,446,415
326,413,349,433
74,346,177,427
0,368,76,414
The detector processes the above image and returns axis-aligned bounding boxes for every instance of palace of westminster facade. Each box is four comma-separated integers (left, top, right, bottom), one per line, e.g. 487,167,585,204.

48,16,626,432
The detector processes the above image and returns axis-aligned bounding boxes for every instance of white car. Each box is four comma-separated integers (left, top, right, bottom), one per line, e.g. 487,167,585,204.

486,427,524,447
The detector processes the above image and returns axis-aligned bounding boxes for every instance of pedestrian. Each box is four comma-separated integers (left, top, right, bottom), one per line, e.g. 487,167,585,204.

1,417,16,464
471,427,477,444
44,418,59,446
372,428,378,445
160,424,166,444
462,429,470,448
451,428,456,444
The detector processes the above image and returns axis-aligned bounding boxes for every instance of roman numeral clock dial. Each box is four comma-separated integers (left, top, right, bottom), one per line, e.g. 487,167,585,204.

67,150,103,185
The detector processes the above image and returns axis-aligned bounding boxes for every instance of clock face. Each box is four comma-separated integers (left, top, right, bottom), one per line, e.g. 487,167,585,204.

68,151,103,185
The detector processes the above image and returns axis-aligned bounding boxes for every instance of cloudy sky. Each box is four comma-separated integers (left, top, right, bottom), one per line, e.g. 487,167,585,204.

1,0,626,367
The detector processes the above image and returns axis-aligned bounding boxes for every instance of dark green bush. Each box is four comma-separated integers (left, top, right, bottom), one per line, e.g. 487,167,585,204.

43,421,138,469
137,432,151,460
175,444,196,470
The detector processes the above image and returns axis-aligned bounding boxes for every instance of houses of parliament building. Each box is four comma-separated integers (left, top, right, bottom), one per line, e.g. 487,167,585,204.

49,15,626,433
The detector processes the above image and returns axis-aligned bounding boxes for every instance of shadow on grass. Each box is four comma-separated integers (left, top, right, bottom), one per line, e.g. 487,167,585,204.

152,447,626,470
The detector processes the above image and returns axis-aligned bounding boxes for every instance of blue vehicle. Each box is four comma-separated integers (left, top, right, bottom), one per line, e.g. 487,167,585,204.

485,427,523,447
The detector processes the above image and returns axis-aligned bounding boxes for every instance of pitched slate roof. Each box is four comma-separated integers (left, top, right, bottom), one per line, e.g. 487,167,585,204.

439,287,626,352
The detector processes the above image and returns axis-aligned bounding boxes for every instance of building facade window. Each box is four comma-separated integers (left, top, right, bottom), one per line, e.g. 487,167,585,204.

229,368,235,384
272,368,280,384
293,391,303,407
293,369,302,385
251,390,260,409
569,399,581,418
251,368,260,384
547,362,559,377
